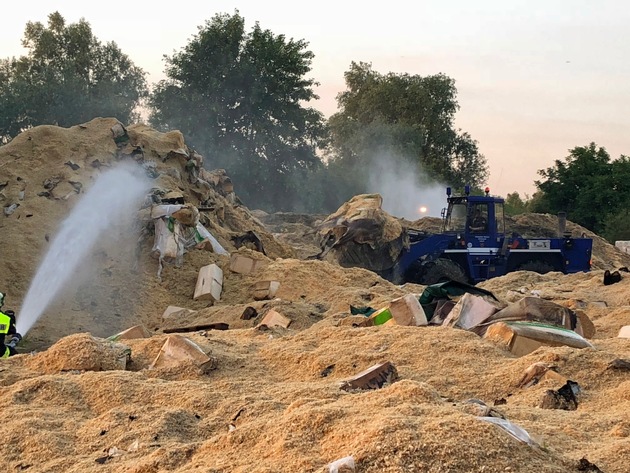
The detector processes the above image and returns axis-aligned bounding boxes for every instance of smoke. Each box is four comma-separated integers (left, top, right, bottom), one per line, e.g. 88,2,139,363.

365,153,449,220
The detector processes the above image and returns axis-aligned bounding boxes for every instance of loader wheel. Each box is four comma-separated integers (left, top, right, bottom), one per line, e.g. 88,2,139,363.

417,258,469,285
517,260,555,274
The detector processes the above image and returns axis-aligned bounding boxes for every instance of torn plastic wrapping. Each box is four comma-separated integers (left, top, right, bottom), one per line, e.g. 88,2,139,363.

195,222,229,255
152,217,184,266
478,416,539,446
151,204,184,219
329,456,355,473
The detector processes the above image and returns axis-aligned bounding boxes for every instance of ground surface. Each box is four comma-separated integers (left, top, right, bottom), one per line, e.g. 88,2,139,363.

1,119,629,472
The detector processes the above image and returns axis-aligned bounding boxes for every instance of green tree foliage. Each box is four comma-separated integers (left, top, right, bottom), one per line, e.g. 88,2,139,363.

326,62,488,190
148,11,327,211
533,143,630,235
0,12,147,143
504,192,531,215
602,209,630,242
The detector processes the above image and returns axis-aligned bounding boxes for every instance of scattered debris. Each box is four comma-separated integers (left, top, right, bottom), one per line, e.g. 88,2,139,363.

64,160,80,170
163,322,229,334
108,325,152,341
418,280,500,323
193,264,223,302
618,326,630,339
252,280,280,301
149,335,216,373
607,358,630,370
442,293,502,330
328,456,355,473
230,253,267,274
3,203,19,216
367,307,393,326
228,407,246,431
231,230,266,254
161,305,198,321
484,321,594,357
315,194,405,273
389,294,428,326
257,309,291,329
539,380,580,410
461,398,505,418
577,457,604,472
517,362,557,388
320,364,335,377
340,361,398,391
478,417,539,447
475,297,580,337
604,269,622,285
336,315,372,327
240,306,258,320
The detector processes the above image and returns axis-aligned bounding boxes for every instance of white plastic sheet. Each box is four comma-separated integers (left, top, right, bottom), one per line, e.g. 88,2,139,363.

195,222,229,255
329,456,355,473
479,416,538,446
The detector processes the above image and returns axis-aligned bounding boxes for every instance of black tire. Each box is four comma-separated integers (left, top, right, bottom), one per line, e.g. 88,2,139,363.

517,260,555,274
416,258,469,285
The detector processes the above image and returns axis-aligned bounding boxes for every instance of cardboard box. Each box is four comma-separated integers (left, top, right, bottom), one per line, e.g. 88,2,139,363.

619,325,630,339
389,294,428,326
258,309,292,329
368,307,393,326
484,321,594,357
150,335,215,373
161,305,197,320
341,361,398,391
193,264,223,301
252,280,280,300
229,254,266,274
443,293,500,330
108,325,151,341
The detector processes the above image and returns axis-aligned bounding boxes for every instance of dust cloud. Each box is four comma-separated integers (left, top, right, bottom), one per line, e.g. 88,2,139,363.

365,152,449,219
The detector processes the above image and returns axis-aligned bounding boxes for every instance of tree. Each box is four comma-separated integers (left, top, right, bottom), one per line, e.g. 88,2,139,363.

326,62,488,190
148,11,327,211
0,12,148,143
533,143,630,234
504,192,530,215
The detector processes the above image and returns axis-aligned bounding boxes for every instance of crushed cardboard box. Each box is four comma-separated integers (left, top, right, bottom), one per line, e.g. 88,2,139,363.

484,321,594,357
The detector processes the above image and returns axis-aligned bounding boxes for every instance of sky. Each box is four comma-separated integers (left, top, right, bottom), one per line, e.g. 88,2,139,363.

2,0,630,199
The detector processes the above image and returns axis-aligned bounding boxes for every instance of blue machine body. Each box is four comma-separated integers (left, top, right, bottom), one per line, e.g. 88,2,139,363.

384,190,592,284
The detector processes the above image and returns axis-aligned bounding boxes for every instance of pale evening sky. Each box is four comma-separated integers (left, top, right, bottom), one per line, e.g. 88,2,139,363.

2,1,629,198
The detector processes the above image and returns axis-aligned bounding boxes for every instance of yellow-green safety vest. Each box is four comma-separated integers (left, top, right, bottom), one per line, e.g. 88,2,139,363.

0,311,12,358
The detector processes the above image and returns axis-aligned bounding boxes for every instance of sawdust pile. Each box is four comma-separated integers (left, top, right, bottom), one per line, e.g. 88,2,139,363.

1,119,630,472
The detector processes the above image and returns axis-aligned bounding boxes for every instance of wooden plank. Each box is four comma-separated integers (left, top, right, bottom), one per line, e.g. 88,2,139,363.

163,323,229,333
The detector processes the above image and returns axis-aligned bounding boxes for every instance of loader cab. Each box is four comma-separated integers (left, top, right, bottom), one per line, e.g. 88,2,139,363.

443,188,505,246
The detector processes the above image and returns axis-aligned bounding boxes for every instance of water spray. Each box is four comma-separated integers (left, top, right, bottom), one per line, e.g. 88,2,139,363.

16,163,149,336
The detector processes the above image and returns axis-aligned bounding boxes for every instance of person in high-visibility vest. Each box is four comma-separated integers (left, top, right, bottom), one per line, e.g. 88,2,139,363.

0,293,21,358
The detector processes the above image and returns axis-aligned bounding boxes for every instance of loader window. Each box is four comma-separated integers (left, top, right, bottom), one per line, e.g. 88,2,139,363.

495,203,505,234
445,202,467,233
468,204,488,233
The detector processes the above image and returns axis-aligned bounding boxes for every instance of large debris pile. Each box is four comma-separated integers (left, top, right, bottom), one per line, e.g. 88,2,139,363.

315,194,407,272
1,119,630,473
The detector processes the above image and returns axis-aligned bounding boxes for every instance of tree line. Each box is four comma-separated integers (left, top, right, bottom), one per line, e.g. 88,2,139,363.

1,11,626,242
0,11,487,213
